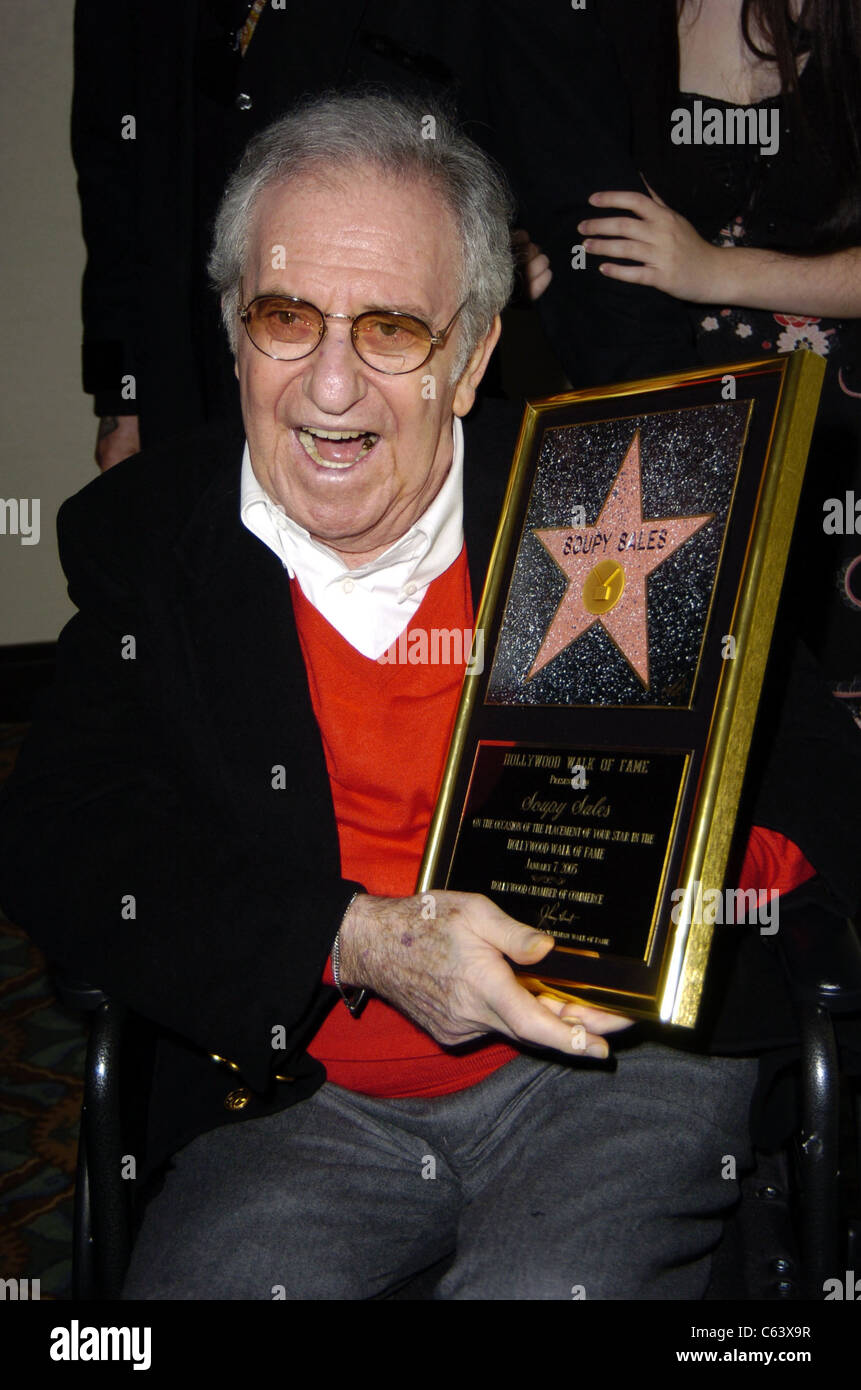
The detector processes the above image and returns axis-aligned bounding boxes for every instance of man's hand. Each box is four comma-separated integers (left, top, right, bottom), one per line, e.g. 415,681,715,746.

338,891,634,1058
578,186,723,303
95,414,141,471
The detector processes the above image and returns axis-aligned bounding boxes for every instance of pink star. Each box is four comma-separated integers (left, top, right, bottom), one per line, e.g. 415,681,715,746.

528,431,712,688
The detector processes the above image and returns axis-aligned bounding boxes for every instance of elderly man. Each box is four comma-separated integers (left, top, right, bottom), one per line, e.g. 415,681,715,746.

1,93,854,1301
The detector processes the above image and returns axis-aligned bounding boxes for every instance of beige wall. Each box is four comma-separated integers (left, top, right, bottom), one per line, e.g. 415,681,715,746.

0,4,95,644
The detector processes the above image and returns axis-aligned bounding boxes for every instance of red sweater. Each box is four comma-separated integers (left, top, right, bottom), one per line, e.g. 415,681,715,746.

293,549,517,1095
292,549,815,1097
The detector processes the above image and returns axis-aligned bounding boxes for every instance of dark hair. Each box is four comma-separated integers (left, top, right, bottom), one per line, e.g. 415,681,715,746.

738,0,861,245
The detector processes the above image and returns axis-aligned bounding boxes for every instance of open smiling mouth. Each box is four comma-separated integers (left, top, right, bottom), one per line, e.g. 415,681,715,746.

298,425,380,469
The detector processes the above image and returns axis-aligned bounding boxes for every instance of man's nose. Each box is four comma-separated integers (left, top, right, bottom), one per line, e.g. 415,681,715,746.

302,320,367,414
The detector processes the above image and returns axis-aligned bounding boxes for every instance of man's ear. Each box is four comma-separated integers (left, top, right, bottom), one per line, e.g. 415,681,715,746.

452,315,502,418
222,292,240,378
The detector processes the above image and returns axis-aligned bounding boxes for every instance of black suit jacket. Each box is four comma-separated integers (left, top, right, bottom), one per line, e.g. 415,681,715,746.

72,0,478,441
72,0,693,438
0,401,516,1176
1,399,858,1179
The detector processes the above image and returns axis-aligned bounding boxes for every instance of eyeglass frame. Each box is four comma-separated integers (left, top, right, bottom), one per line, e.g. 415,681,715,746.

237,284,467,375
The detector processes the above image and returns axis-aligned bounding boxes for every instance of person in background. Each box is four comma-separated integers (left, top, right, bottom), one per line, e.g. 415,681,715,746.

73,1,499,468
518,0,861,717
71,2,654,468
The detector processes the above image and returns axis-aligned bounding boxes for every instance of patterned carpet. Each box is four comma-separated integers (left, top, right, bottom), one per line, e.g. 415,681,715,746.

0,724,86,1300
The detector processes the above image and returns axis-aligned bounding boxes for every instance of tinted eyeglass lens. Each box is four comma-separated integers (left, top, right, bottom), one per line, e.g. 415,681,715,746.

352,312,432,372
245,299,323,358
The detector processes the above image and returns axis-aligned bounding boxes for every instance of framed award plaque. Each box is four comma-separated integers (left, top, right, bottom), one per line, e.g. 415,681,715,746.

417,351,825,1027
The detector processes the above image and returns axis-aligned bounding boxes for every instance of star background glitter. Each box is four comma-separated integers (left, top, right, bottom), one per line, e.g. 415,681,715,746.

485,400,751,706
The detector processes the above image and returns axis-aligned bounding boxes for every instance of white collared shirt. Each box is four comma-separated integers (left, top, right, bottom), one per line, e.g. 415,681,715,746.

240,417,465,659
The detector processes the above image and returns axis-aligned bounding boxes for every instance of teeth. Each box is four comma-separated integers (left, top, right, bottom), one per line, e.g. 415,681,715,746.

301,426,377,440
298,425,379,469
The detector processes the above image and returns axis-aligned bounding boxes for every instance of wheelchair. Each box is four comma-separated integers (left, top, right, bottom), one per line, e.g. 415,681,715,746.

58,902,861,1302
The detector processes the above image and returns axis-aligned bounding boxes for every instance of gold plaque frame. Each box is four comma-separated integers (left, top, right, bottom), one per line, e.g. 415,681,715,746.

418,352,824,1027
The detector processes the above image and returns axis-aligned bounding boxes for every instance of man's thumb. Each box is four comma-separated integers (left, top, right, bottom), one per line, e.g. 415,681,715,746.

506,926,555,964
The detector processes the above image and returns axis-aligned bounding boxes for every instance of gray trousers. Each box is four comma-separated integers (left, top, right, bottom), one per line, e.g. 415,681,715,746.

122,1040,757,1300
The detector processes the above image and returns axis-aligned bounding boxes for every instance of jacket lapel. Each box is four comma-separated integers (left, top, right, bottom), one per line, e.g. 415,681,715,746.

168,441,341,862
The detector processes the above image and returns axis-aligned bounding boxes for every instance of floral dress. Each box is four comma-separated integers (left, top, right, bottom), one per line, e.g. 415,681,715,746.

667,91,861,724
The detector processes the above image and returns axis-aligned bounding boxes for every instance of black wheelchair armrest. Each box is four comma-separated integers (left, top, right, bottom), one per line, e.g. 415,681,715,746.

774,906,861,1297
51,966,132,1298
776,905,861,1011
81,996,131,1299
52,973,111,1013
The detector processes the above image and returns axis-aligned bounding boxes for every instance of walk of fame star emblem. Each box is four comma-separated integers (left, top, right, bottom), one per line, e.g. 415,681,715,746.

528,431,713,688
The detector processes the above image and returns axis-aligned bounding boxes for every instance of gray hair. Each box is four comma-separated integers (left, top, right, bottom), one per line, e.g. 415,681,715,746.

208,91,515,379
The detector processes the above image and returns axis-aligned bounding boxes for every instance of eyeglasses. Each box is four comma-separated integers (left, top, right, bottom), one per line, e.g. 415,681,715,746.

238,289,466,375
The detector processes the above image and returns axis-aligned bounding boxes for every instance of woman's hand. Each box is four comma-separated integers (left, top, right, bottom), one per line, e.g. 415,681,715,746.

579,184,724,303
581,186,861,316
512,227,553,301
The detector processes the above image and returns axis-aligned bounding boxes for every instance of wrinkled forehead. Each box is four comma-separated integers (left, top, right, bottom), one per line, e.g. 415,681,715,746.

243,162,464,303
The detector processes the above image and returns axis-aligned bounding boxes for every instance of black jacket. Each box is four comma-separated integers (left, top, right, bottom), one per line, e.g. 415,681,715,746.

0,400,857,1179
72,0,475,441
72,0,695,437
0,402,515,1176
